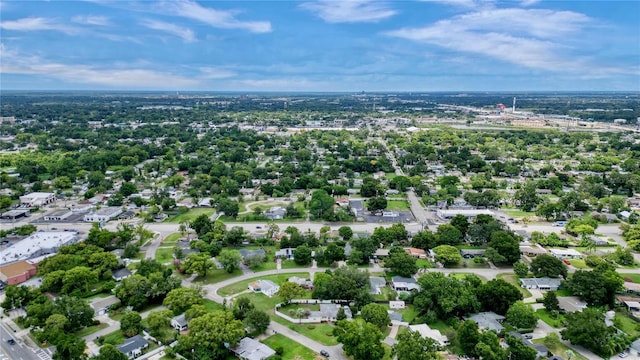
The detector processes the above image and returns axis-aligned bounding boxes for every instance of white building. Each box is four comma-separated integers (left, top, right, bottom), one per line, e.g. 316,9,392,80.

549,248,583,259
409,324,449,346
248,279,280,297
20,192,56,207
44,209,73,221
0,231,77,264
84,207,123,223
437,209,494,220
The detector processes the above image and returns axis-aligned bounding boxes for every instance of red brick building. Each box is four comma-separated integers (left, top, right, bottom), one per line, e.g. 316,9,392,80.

0,260,38,285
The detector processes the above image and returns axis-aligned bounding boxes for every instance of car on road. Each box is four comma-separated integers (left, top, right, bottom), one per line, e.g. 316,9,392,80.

320,350,330,357
7,339,16,345
256,226,262,229
619,352,628,358
553,221,566,227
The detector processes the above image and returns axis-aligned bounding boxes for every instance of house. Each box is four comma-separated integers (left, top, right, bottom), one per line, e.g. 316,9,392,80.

391,276,420,291
409,324,449,346
171,314,188,331
288,276,313,289
466,312,505,332
248,280,280,297
19,192,56,207
84,207,123,223
116,335,148,359
119,210,135,220
549,248,583,259
388,311,403,323
389,301,405,309
336,198,350,207
239,248,266,261
437,209,494,220
519,277,561,291
519,245,547,257
211,257,224,270
624,300,640,312
264,206,286,220
0,260,38,285
90,296,120,316
198,197,213,207
369,276,387,295
405,247,427,259
620,211,632,221
275,248,295,260
309,303,352,322
460,249,486,259
530,344,549,358
112,268,132,281
230,337,276,360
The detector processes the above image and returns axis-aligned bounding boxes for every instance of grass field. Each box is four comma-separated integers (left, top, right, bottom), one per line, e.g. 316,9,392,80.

532,339,588,360
192,268,242,285
281,260,311,269
272,317,339,346
101,330,125,346
203,299,224,312
567,259,589,269
261,334,317,360
163,232,183,245
218,272,310,296
165,208,216,223
497,273,532,298
620,273,640,283
386,200,410,211
501,208,535,217
614,311,640,338
535,308,565,328
75,323,108,337
155,247,174,264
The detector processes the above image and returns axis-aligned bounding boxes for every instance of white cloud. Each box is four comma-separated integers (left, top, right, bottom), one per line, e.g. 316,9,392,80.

159,0,271,33
141,19,196,42
199,67,236,79
419,0,482,8
0,17,80,35
520,0,540,6
387,8,593,71
71,15,111,26
0,44,197,89
300,0,396,23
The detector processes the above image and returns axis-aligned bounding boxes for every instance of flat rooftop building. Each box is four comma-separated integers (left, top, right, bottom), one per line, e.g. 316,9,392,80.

437,209,494,220
19,192,56,207
0,231,77,264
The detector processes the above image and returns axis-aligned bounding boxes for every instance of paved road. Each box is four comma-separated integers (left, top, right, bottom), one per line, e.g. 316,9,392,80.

0,322,41,360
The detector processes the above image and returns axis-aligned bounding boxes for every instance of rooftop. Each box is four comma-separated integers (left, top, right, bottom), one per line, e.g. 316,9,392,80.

0,231,76,264
231,337,276,360
0,260,36,279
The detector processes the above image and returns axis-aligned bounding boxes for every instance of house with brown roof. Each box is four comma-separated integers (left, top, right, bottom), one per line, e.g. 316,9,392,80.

0,260,38,285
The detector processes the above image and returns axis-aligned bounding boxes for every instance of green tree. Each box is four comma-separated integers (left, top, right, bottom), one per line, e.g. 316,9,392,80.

294,245,312,265
413,273,480,319
475,331,507,360
367,196,388,211
561,308,630,358
514,182,541,211
393,330,441,360
276,282,306,304
486,230,521,265
565,265,624,306
506,301,537,329
513,261,529,278
477,279,523,315
52,334,86,360
542,291,560,312
334,319,385,360
435,224,462,246
182,310,245,356
232,297,255,320
217,249,242,273
339,226,353,241
94,344,128,360
62,266,98,294
506,335,537,360
458,320,480,357
120,311,142,337
450,214,470,238
52,295,94,332
163,287,203,314
182,253,214,278
433,245,462,266
529,254,568,278
384,248,418,277
146,309,173,337
411,230,437,250
360,303,390,328
243,309,270,336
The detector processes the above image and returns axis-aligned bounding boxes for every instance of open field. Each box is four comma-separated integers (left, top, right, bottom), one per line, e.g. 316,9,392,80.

386,200,410,211
261,334,317,360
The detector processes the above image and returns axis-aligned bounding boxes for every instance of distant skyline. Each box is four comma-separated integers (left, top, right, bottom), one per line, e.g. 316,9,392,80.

1,0,639,92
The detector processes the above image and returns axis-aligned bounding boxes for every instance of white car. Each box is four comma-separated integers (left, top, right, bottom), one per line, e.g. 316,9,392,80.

619,352,628,358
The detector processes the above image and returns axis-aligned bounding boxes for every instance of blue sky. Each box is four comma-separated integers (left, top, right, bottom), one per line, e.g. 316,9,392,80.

1,0,639,91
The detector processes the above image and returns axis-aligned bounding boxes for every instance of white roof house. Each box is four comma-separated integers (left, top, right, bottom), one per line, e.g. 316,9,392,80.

19,192,56,207
230,337,276,360
549,248,583,259
409,324,449,346
84,207,123,223
248,280,280,297
0,231,77,264
437,209,494,220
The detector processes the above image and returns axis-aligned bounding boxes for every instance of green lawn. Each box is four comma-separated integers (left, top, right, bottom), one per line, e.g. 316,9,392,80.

614,311,640,338
261,334,317,360
500,208,535,217
555,289,572,297
281,260,311,269
427,319,454,333
164,208,216,223
448,272,488,282
400,305,419,323
272,317,339,346
386,200,410,211
535,309,565,328
620,273,640,283
567,259,589,269
280,303,321,312
155,247,174,264
203,299,225,312
218,272,310,297
75,323,108,337
163,232,183,245
532,339,588,360
416,259,434,269
102,330,126,346
496,273,532,298
191,268,242,285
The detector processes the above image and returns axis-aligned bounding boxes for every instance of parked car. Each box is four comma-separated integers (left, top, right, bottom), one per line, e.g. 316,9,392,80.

320,350,330,357
618,352,628,358
554,221,566,227
563,259,571,265
7,339,16,345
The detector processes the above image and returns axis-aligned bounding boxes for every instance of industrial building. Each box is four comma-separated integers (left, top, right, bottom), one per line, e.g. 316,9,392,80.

19,192,56,207
84,207,123,223
0,231,78,264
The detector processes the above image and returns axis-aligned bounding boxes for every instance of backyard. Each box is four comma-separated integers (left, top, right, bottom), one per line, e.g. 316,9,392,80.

261,334,318,360
218,272,310,297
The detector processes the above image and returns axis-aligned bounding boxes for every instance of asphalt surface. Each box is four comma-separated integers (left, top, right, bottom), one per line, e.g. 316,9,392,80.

0,322,41,360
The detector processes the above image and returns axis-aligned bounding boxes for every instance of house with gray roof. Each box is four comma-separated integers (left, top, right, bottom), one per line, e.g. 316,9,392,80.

466,312,505,332
171,314,188,331
116,335,148,359
90,295,120,316
112,268,132,281
248,279,280,297
275,247,295,260
519,277,561,291
369,276,386,295
230,337,276,360
239,249,266,260
309,303,352,322
391,276,420,291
